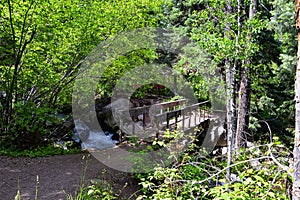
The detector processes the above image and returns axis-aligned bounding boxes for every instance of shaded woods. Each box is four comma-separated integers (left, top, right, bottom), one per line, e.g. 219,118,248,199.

0,0,299,199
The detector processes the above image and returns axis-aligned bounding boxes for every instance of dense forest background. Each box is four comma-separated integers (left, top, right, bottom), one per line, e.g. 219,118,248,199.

0,0,298,199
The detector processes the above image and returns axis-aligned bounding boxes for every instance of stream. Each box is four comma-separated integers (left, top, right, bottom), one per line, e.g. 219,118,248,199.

80,131,117,150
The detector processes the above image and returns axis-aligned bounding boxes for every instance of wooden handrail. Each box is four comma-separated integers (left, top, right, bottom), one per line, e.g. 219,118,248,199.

118,99,210,141
154,100,209,122
119,99,187,118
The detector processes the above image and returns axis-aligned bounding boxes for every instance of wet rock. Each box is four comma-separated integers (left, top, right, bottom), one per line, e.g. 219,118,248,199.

100,98,133,131
74,119,90,142
49,115,74,141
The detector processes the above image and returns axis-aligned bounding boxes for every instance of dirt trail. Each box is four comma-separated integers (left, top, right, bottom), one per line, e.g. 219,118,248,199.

0,153,139,200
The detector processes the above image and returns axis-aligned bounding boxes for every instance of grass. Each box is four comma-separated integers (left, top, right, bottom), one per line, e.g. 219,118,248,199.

65,155,119,200
15,175,39,200
13,154,119,200
0,143,82,158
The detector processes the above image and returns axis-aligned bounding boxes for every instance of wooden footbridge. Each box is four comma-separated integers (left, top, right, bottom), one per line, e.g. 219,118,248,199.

117,99,211,141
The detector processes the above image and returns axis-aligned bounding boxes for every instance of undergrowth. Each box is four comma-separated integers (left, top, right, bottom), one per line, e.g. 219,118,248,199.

134,142,291,200
0,143,81,157
66,155,120,200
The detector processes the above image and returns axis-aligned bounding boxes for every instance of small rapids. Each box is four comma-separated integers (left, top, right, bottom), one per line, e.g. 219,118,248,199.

81,131,117,150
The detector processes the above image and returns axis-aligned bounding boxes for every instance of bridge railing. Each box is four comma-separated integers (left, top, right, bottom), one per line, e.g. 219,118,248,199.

154,100,210,137
118,99,210,141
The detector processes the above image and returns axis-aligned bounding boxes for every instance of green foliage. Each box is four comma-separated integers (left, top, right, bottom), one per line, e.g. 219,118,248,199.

131,83,173,99
136,141,291,199
97,48,159,96
0,0,165,148
162,0,296,144
0,0,296,198
208,146,289,199
2,102,58,149
246,0,296,144
67,164,119,200
0,143,81,157
209,168,288,199
67,181,118,200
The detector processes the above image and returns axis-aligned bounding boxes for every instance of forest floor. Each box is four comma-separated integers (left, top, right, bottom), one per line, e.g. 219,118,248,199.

0,153,140,200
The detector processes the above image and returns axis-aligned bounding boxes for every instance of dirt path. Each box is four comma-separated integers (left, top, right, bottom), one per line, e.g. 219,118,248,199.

0,153,140,200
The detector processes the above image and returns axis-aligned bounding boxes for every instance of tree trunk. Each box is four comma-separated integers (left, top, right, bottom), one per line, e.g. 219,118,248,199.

236,0,257,149
236,66,250,148
2,0,36,134
225,0,236,182
293,0,300,198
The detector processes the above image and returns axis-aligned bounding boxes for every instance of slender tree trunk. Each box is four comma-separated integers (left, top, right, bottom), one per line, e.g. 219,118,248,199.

236,0,257,149
235,0,243,149
236,66,250,148
293,0,300,198
225,0,236,182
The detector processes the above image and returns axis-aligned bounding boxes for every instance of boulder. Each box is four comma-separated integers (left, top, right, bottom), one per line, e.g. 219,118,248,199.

98,98,133,131
74,119,90,142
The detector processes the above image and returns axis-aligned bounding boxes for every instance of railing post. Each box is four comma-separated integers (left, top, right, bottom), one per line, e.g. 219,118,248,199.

166,113,169,128
132,119,135,135
182,108,185,131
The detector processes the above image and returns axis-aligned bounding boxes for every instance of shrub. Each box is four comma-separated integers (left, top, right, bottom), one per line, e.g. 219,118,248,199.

136,142,291,199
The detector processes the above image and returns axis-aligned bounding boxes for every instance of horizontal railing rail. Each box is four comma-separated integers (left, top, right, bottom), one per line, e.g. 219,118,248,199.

118,99,210,141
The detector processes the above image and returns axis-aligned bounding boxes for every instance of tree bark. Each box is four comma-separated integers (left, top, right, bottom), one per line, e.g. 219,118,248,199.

225,0,236,182
236,66,250,148
293,0,300,198
236,0,257,149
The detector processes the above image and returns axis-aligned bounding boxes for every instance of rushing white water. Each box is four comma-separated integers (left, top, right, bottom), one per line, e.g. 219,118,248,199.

81,131,117,150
